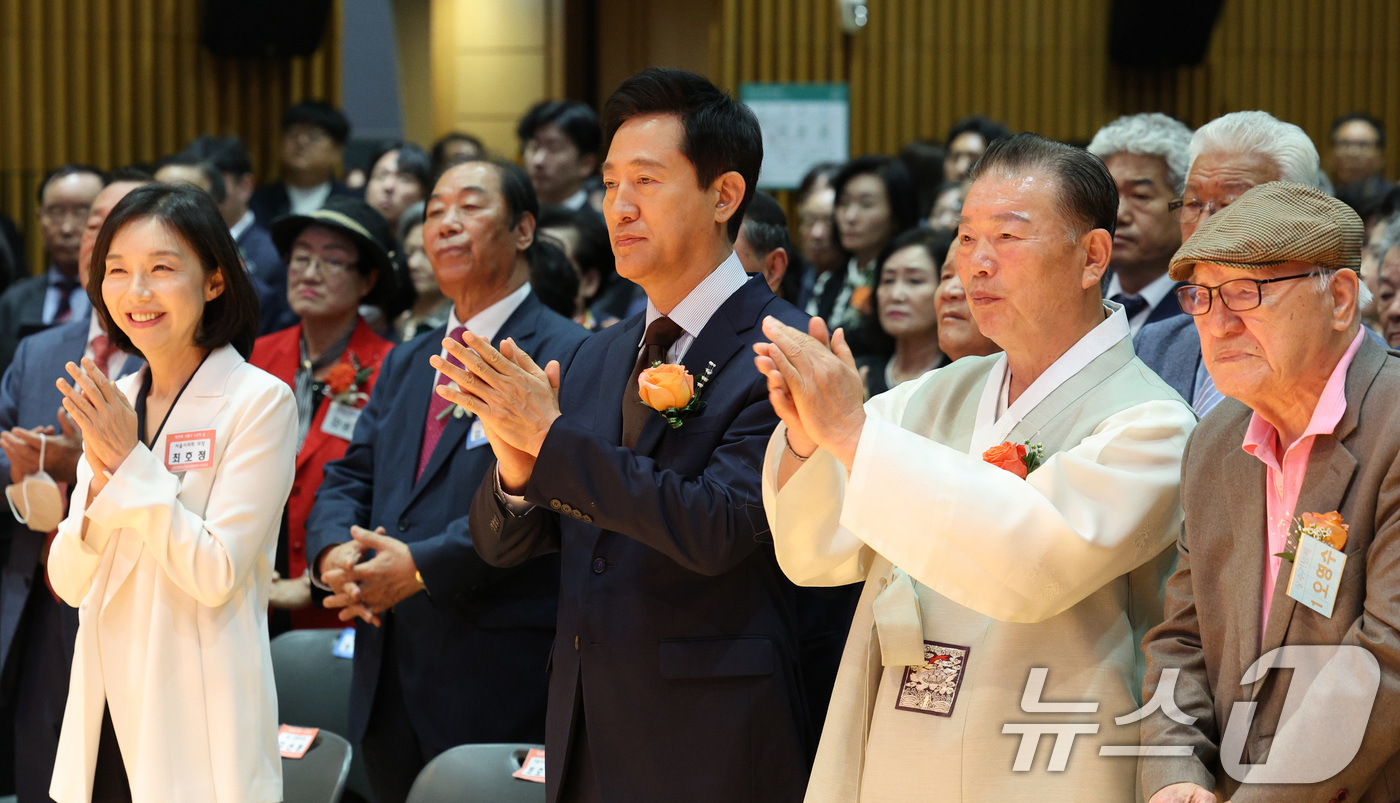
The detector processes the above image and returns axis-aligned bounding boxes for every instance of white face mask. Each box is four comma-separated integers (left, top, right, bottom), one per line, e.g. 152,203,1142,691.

5,433,64,533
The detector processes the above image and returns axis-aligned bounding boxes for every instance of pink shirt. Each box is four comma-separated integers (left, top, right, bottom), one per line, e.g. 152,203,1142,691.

1241,329,1365,642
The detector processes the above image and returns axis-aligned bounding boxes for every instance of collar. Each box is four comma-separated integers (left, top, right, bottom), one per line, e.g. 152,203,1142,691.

47,266,79,286
1106,270,1177,309
561,187,590,210
86,311,106,346
229,209,256,242
1242,328,1367,461
641,251,749,343
448,282,532,344
285,182,333,215
969,301,1130,456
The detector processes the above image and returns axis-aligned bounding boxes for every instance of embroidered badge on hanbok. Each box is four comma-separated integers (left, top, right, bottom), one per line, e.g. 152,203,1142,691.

896,641,971,717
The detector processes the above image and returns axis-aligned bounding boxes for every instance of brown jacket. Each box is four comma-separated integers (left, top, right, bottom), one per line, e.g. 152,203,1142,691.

1141,336,1400,803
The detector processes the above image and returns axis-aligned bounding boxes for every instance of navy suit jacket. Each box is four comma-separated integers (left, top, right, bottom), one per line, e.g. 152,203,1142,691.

249,181,358,230
469,276,814,803
0,314,143,685
1135,314,1201,404
305,292,588,748
0,274,50,377
236,221,297,335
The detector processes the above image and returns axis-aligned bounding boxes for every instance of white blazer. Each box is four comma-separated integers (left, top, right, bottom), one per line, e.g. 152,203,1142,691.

47,344,297,803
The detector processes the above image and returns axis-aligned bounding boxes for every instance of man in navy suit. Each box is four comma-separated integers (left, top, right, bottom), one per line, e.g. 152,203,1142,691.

305,158,589,803
1086,113,1194,334
443,68,813,803
249,101,358,229
0,175,146,802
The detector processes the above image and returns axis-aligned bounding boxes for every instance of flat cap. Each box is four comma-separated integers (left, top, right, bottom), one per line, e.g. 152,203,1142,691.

1168,181,1363,281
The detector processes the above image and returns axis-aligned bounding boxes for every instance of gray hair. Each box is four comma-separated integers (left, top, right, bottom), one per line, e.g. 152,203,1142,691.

1188,110,1322,189
397,200,426,245
1086,113,1194,195
1312,268,1373,312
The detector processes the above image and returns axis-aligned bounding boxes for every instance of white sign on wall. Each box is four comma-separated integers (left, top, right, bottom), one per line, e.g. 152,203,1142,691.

741,83,850,190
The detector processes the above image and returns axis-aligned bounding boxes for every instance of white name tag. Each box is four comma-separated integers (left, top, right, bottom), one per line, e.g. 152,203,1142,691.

1287,536,1347,618
320,401,363,441
466,418,489,450
165,429,215,471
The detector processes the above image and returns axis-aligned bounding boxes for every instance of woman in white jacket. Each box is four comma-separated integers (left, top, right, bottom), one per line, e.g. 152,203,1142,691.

47,183,297,802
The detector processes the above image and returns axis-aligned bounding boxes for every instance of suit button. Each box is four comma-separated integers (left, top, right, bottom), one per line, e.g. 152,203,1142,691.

571,509,583,519
398,523,409,533
592,557,606,574
550,499,562,510
489,515,501,533
561,503,573,514
574,635,580,650
583,515,593,524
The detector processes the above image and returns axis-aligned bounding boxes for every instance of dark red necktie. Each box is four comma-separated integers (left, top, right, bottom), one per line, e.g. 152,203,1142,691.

417,325,468,482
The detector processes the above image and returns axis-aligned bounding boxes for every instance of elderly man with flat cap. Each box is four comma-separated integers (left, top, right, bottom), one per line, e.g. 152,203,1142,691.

1141,181,1400,803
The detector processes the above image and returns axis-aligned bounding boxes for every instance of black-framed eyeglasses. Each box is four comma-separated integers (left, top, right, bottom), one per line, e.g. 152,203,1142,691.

1174,272,1316,315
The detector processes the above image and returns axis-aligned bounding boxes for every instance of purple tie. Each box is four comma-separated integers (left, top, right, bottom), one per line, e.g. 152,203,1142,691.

417,325,468,482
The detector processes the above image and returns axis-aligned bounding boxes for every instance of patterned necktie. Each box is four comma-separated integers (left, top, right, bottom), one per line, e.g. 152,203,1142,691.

1110,292,1150,320
417,325,468,482
89,334,115,377
621,316,685,449
53,278,80,324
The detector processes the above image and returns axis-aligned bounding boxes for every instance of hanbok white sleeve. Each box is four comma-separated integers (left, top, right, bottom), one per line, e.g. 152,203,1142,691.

762,375,928,587
841,399,1194,623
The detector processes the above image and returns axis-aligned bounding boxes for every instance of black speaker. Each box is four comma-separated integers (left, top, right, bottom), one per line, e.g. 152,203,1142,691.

201,0,334,59
1109,0,1225,69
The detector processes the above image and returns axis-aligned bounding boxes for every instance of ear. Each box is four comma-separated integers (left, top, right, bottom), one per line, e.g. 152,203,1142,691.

1079,228,1113,290
764,248,789,294
205,267,227,302
579,268,601,299
237,174,256,204
514,210,537,255
1330,268,1360,331
359,269,380,302
577,153,599,181
712,171,746,226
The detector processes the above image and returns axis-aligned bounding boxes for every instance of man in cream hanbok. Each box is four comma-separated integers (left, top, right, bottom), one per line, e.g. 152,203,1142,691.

755,133,1197,801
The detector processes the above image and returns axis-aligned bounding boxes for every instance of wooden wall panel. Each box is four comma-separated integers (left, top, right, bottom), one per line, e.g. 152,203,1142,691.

0,0,342,277
711,0,1400,180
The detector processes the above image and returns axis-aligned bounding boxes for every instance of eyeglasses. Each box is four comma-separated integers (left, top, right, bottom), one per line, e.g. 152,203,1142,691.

288,251,356,278
1332,138,1381,152
40,204,91,224
1174,272,1317,315
1169,195,1242,226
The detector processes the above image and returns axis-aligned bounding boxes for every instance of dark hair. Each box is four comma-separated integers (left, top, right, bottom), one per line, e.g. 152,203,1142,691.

184,135,254,177
156,153,227,204
797,162,842,204
108,166,156,184
431,131,486,178
739,192,790,256
899,139,949,217
88,184,262,359
464,157,540,232
860,227,958,356
831,155,922,247
367,141,434,194
1336,174,1400,226
537,204,615,294
944,116,1012,151
529,238,581,320
518,100,602,156
282,101,350,145
603,67,763,242
969,132,1119,237
37,164,106,204
1331,112,1386,147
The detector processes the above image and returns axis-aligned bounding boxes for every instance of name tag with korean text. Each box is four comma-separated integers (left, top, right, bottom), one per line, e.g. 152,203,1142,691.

511,748,546,783
278,724,319,759
1287,536,1347,618
165,429,215,471
320,401,363,441
466,418,490,450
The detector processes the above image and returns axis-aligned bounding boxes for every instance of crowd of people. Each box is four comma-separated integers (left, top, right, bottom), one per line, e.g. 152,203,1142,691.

0,62,1398,803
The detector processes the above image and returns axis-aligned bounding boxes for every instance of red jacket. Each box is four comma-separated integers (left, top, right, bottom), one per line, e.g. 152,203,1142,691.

250,319,394,629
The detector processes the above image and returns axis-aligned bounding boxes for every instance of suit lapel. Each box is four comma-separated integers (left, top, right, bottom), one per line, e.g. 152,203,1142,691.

597,315,645,442
631,277,767,457
1252,339,1380,691
407,296,543,503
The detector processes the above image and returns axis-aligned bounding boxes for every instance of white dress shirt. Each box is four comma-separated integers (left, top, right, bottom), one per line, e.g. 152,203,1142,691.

433,282,533,387
286,182,333,216
84,312,129,380
639,250,749,364
41,267,89,325
1105,270,1177,334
